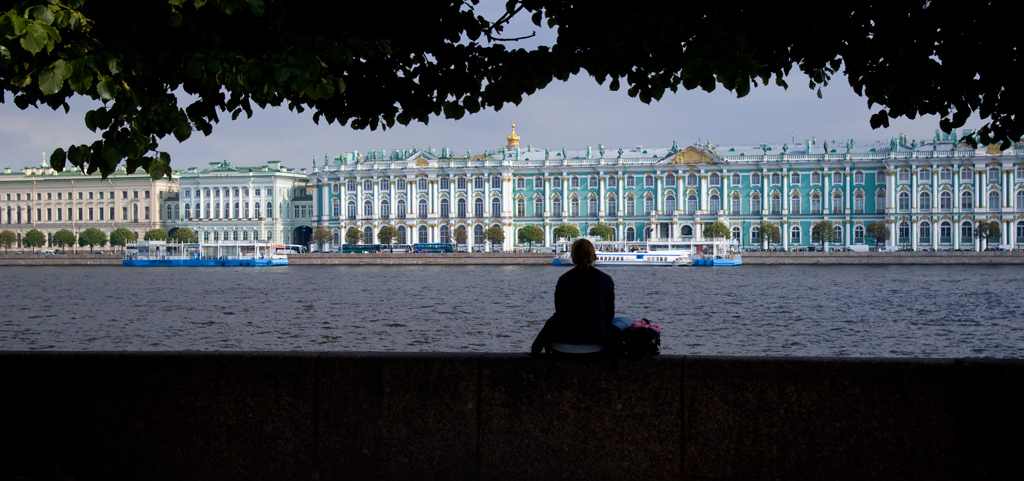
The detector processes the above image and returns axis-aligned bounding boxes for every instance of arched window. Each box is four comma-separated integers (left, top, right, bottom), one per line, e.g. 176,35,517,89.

184,203,191,219
791,225,801,244
770,195,781,215
516,177,525,189
457,198,467,218
398,226,407,244
709,173,720,186
381,199,390,219
1017,190,1024,210
752,172,761,185
833,224,843,242
418,199,428,218
552,197,562,216
832,172,843,184
961,221,974,243
347,179,357,191
854,171,864,184
332,183,339,194
940,191,952,211
919,222,931,242
751,225,761,243
589,175,598,189
570,197,580,216
570,176,580,189
254,202,261,218
588,196,598,216
644,196,654,215
989,190,1001,211
919,191,931,212
731,173,741,185
898,192,910,212
346,200,356,219
474,224,484,244
418,177,429,191
680,225,693,237
940,221,952,242
960,167,973,183
875,192,885,213
731,195,741,214
686,195,697,214
708,195,720,215
644,174,654,188
553,177,563,189
811,194,822,213
988,167,1001,183
364,200,373,216
790,194,802,214
492,197,501,216
440,198,450,218
365,226,375,244
791,172,802,185
665,173,676,186
418,225,428,243
397,199,407,219
474,198,484,217
898,168,910,183
266,201,272,218
832,192,843,213
534,197,543,217
961,191,973,211
939,168,952,182
333,231,339,245
166,204,173,220
607,195,617,216
898,221,910,244
750,193,761,213
232,230,239,241
1017,220,1024,242
854,225,865,243
625,197,635,216
732,226,741,241
626,226,636,241
811,172,822,184
687,174,698,186
770,173,781,185
440,225,451,244
665,195,676,213
607,175,617,188
516,197,525,217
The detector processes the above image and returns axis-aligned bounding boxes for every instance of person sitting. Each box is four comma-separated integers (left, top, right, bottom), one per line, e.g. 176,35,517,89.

531,238,623,356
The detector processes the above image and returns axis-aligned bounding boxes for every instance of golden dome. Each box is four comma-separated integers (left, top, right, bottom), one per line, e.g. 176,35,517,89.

506,123,520,148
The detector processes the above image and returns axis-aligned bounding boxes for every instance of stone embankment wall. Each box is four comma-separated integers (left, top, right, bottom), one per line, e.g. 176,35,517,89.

3,251,1024,265
3,352,1021,481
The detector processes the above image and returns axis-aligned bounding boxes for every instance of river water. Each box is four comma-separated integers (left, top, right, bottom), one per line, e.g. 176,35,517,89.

1,265,1022,358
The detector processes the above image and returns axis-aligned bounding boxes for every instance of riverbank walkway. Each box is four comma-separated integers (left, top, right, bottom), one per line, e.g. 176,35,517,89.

4,352,1021,480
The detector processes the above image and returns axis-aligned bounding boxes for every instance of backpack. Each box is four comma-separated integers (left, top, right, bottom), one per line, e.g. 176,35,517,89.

621,318,661,357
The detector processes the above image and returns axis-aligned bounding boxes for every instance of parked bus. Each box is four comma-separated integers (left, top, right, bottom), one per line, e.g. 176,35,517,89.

412,243,455,253
341,244,383,253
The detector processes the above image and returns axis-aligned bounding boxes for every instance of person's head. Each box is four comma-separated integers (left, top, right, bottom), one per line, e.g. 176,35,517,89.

570,238,597,268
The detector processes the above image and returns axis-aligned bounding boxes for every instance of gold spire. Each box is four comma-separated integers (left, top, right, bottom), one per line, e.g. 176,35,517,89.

506,122,520,148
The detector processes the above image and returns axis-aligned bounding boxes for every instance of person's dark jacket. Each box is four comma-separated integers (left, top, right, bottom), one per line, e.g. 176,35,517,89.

531,266,615,353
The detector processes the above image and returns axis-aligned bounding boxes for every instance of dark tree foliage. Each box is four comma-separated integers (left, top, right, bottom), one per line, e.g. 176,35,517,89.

2,1,1020,180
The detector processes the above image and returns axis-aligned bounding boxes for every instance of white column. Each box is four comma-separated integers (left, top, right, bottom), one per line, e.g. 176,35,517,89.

823,171,830,214
699,173,708,213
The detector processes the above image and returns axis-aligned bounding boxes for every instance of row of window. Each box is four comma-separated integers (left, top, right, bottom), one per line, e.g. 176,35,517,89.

895,166,1024,184
3,190,150,201
332,223,498,246
181,187,270,198
332,197,503,220
2,205,150,223
199,229,275,242
180,202,274,220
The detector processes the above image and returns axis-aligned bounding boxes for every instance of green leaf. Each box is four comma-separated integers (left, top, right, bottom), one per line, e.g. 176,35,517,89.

31,5,54,25
96,76,116,100
19,22,48,54
38,66,63,94
107,57,121,75
247,0,264,16
50,148,67,171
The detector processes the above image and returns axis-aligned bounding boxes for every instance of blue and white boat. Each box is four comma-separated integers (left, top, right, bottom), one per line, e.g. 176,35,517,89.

553,237,741,267
123,241,288,267
553,249,692,267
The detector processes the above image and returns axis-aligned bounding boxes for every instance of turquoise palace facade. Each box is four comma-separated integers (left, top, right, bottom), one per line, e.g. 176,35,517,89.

308,125,1024,252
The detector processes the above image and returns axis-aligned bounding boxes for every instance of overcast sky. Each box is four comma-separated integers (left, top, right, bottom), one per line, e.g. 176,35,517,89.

0,2,982,173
